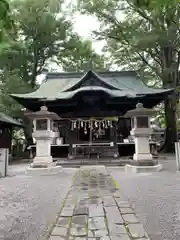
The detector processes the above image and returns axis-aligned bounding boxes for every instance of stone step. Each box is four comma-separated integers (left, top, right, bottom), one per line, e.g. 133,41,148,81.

56,160,127,167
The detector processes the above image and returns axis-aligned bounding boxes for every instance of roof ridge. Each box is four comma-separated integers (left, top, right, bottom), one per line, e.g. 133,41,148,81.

46,70,137,80
63,70,121,92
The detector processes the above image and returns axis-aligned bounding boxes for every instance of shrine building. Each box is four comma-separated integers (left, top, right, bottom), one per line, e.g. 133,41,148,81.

10,70,173,160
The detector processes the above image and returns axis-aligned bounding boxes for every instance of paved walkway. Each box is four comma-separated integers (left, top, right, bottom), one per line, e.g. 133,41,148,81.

49,166,149,240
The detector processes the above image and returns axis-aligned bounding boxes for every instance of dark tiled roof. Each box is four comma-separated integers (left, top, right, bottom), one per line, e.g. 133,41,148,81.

10,70,173,100
0,112,22,127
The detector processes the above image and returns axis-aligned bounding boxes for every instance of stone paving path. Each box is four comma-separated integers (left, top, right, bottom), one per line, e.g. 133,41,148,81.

49,166,150,240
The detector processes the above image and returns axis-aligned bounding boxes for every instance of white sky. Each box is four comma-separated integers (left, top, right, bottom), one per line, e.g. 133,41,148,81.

38,14,103,81
73,14,104,54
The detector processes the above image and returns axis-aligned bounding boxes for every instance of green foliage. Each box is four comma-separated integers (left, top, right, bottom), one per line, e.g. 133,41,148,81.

77,0,180,151
0,0,107,88
0,0,12,28
78,0,180,85
0,0,108,149
0,69,33,117
60,39,107,72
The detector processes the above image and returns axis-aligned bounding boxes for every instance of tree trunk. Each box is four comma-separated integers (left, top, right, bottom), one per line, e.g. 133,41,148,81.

161,46,178,152
163,93,178,152
23,116,33,148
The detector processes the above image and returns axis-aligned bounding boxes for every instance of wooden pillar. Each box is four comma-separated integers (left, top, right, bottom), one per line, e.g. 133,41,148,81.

112,121,119,157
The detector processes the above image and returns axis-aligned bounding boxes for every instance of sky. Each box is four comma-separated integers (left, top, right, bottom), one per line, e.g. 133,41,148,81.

38,13,104,81
73,14,104,54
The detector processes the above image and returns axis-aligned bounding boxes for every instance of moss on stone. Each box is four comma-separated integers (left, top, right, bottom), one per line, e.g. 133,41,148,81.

112,178,120,190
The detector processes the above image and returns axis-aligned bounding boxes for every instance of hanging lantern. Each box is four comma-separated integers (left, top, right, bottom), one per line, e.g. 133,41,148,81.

110,121,113,128
74,121,77,129
95,121,98,128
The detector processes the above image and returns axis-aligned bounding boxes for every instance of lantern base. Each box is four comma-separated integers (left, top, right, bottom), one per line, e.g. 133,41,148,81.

133,153,153,161
32,156,53,166
26,163,62,176
125,163,162,173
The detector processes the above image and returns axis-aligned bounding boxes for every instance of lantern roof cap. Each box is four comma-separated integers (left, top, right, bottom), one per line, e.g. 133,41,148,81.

124,103,157,117
24,105,60,120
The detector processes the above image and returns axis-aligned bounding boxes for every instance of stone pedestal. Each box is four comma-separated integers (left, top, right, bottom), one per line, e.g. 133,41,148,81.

27,130,62,175
125,163,162,173
25,106,62,176
0,148,9,177
26,164,62,176
131,128,153,161
124,103,162,173
31,130,53,167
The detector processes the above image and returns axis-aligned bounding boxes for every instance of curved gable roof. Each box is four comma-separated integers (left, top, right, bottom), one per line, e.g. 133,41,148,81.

10,70,173,100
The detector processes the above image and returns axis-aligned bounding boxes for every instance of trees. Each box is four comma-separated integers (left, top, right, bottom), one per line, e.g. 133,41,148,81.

1,0,107,89
78,0,180,152
0,0,12,35
60,38,107,72
0,0,107,148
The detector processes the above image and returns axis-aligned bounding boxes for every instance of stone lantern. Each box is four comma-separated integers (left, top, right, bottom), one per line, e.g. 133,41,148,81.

124,103,162,173
25,106,62,175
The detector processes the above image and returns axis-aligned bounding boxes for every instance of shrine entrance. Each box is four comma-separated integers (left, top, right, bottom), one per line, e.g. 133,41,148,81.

70,118,119,159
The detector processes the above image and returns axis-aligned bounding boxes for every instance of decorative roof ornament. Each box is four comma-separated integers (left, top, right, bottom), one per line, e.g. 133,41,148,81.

40,105,48,111
124,102,157,118
136,102,143,108
25,105,60,120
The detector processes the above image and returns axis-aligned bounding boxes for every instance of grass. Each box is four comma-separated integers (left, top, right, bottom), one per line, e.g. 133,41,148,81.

125,223,130,234
104,215,108,227
112,177,120,190
84,222,88,233
88,192,91,199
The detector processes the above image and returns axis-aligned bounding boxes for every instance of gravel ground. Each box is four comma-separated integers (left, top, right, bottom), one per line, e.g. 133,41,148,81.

0,164,76,240
109,155,180,240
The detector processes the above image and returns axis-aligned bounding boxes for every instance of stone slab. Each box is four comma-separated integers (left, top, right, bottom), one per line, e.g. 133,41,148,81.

88,237,110,240
104,206,124,224
89,198,102,205
116,200,131,208
51,226,68,236
120,208,134,214
49,236,66,240
110,234,131,240
103,196,116,206
74,206,89,215
56,217,70,228
60,207,74,217
128,223,147,238
74,238,87,240
125,164,163,173
70,215,88,236
26,165,62,176
122,214,139,224
88,229,109,238
108,224,127,235
69,237,87,240
70,228,87,237
89,204,104,217
49,167,150,240
88,217,106,230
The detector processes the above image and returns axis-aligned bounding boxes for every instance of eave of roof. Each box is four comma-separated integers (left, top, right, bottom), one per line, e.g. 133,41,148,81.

10,70,174,101
0,112,23,127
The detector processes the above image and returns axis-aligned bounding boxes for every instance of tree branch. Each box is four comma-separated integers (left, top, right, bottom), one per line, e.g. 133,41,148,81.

146,48,162,67
137,52,161,77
